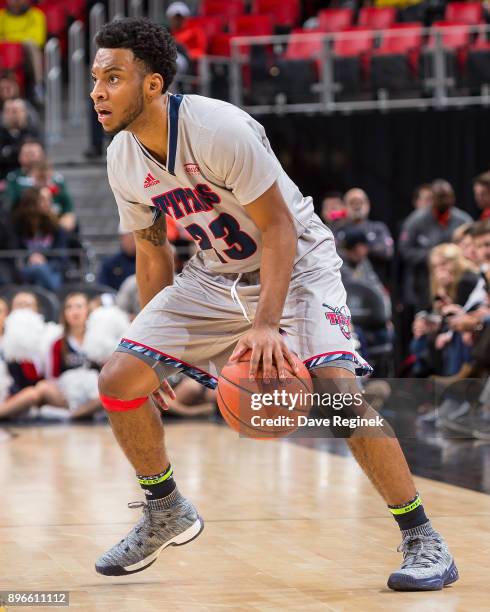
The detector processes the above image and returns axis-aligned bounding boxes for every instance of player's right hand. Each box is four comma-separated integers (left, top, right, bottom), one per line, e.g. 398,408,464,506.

229,325,299,382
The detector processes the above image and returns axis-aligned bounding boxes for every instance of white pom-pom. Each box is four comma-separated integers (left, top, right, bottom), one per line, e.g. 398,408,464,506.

83,306,131,365
0,359,13,402
40,322,63,362
3,309,46,362
57,368,99,410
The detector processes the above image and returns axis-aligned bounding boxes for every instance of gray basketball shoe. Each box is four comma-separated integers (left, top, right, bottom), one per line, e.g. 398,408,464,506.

388,523,459,591
95,489,204,576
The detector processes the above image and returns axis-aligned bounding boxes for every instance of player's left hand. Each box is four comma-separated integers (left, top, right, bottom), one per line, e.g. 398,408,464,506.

229,325,299,382
151,380,177,412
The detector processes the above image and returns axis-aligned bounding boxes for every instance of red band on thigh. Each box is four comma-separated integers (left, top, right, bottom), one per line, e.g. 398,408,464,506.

100,394,147,412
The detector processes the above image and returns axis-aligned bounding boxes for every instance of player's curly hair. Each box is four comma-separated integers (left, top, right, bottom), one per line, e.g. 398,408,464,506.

94,18,177,93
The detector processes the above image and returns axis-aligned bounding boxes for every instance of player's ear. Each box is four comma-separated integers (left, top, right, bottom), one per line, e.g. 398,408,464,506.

146,73,164,99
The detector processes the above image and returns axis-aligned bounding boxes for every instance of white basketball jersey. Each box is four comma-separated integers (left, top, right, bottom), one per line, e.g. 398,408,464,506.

107,94,315,273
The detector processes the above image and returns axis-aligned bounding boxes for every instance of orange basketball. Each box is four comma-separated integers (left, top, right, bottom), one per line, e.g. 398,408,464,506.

217,350,313,439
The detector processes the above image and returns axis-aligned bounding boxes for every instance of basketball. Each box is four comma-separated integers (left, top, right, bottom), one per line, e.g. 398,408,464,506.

217,350,313,438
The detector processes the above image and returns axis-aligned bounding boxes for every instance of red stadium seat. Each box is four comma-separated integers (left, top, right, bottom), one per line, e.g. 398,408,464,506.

358,7,396,30
41,3,67,37
209,33,234,56
0,41,24,68
284,28,324,60
332,28,373,95
230,15,273,36
65,0,86,21
428,21,471,50
467,36,490,87
333,27,374,57
424,22,471,88
375,23,423,55
209,33,251,57
201,0,245,19
373,22,422,75
183,16,224,39
252,0,300,27
445,2,483,25
318,8,354,33
0,42,25,90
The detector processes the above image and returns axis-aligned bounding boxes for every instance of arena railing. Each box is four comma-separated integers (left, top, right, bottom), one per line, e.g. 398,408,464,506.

108,0,125,22
129,0,145,19
62,10,490,122
0,247,96,282
218,23,490,115
89,3,106,63
148,0,165,26
68,20,85,128
45,38,62,144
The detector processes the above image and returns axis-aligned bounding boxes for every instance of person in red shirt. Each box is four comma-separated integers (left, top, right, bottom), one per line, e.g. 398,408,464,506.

167,2,207,61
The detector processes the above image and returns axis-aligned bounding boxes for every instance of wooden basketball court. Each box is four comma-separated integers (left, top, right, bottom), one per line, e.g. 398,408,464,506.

0,421,488,611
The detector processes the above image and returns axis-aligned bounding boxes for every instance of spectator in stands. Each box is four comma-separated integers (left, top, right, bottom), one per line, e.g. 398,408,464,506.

10,289,38,311
0,98,40,178
410,243,477,377
167,2,206,62
11,186,68,291
4,289,42,392
340,228,385,292
399,179,473,311
0,292,101,420
339,227,392,370
441,222,490,336
26,160,77,232
453,223,479,267
116,274,140,320
0,0,47,104
320,190,347,230
335,188,394,281
473,221,490,271
97,231,136,291
166,2,194,75
0,70,40,126
430,243,479,313
412,183,433,210
473,171,490,221
5,137,44,205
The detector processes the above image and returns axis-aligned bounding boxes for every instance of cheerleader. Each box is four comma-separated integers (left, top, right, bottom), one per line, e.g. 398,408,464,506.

0,292,100,420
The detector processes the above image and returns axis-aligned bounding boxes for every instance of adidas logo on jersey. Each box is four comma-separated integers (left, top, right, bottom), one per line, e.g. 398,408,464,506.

184,163,200,175
144,173,160,189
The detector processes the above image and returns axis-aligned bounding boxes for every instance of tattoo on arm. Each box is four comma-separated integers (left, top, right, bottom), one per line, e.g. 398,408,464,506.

134,213,167,246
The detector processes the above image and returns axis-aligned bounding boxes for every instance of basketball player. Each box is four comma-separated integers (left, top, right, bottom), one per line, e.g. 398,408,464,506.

91,18,458,590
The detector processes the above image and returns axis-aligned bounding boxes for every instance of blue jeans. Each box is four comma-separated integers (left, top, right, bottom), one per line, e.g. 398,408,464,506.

22,263,62,291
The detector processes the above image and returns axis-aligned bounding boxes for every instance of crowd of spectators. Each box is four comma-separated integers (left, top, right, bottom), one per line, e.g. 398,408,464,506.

322,169,490,438
0,284,216,423
0,0,47,105
0,0,86,292
0,133,80,290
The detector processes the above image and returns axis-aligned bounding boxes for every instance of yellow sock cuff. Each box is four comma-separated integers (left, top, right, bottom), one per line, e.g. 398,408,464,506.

138,466,173,486
388,495,422,515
